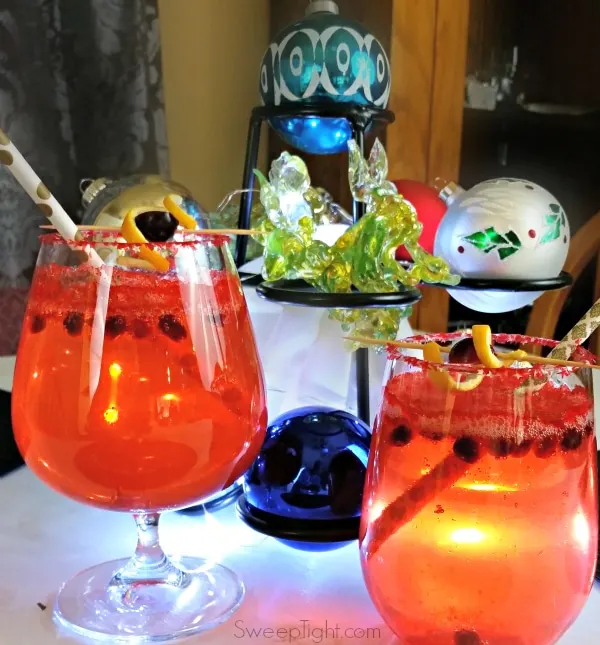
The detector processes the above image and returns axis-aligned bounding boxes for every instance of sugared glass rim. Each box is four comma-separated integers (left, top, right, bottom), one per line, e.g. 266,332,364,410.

39,230,230,249
388,331,597,377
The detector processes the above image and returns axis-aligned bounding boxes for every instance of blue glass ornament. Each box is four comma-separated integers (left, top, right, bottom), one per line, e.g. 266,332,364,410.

259,0,391,155
239,406,371,551
270,115,354,156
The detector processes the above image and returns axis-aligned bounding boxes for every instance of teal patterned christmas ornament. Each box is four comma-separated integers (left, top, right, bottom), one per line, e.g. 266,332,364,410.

259,0,391,155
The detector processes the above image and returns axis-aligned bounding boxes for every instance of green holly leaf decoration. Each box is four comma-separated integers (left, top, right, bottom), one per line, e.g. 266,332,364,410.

498,246,520,260
541,221,561,244
463,226,522,261
505,231,520,246
462,230,493,250
541,203,564,244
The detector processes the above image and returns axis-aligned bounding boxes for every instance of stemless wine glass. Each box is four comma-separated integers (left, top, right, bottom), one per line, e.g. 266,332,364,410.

12,230,267,642
360,332,598,645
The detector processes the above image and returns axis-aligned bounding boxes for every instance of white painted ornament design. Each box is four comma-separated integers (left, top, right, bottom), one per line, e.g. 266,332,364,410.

434,178,570,313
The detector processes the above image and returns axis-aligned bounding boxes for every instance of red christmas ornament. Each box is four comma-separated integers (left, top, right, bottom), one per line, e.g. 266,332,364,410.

392,179,447,262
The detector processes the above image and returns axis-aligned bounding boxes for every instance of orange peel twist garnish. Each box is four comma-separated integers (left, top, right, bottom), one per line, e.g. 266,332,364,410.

121,211,170,272
163,195,198,230
501,349,529,364
472,324,528,367
119,196,197,272
472,325,504,368
424,325,531,391
423,341,484,392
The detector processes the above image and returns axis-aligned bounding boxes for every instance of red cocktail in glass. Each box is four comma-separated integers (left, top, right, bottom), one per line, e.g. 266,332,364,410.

360,333,598,645
12,231,267,641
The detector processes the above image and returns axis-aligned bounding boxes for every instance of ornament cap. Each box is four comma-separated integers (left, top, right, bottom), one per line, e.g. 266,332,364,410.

81,177,113,207
305,0,339,16
436,180,464,207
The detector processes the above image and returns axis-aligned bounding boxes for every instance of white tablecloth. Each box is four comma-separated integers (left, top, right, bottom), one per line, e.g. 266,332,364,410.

1,348,600,644
242,286,407,425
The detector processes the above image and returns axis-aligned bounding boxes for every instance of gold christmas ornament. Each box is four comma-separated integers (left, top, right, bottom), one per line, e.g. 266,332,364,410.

79,175,207,229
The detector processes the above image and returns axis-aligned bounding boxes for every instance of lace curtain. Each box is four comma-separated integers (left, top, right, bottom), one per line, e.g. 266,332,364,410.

0,0,167,354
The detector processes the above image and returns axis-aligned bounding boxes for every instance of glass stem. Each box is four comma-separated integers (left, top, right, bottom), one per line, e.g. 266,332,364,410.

109,513,189,588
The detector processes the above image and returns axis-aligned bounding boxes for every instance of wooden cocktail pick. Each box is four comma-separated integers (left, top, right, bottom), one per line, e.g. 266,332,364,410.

347,335,600,371
40,224,261,236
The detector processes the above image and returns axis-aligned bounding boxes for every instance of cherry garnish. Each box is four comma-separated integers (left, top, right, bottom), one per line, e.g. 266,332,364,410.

455,630,482,645
390,425,412,446
449,337,507,365
489,437,514,459
534,436,557,458
561,428,583,452
30,314,46,334
448,338,481,364
105,315,127,339
512,439,533,458
158,314,187,341
131,318,151,339
453,436,480,463
63,312,84,336
135,211,178,242
222,386,244,415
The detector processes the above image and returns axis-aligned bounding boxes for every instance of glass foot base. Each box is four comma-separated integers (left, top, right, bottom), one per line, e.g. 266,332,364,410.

53,556,244,643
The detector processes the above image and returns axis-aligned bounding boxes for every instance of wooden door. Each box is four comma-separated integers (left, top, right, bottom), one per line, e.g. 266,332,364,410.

387,0,469,331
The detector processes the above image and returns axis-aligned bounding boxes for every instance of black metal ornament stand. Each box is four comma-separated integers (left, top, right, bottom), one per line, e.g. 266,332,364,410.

234,102,421,425
434,273,573,292
179,104,413,516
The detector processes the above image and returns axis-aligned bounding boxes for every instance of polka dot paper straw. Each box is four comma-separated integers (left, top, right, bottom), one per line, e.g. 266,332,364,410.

520,292,600,399
547,300,600,361
0,126,102,267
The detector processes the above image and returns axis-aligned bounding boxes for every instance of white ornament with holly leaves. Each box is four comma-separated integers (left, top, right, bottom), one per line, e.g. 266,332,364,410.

433,178,570,313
